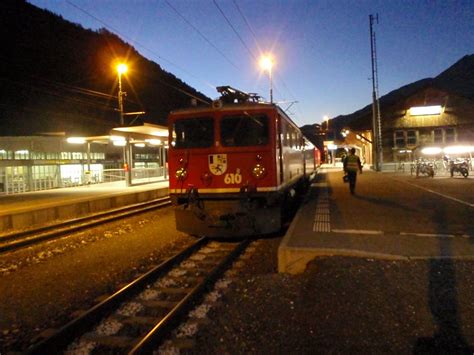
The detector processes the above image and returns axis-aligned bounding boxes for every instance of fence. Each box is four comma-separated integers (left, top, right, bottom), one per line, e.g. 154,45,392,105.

0,167,169,195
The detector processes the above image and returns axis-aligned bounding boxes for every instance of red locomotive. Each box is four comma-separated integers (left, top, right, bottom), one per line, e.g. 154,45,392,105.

168,86,319,237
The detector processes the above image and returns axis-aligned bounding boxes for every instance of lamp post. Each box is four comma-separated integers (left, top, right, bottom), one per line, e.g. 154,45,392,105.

116,63,132,186
117,63,127,126
259,55,274,103
323,115,329,132
323,115,331,163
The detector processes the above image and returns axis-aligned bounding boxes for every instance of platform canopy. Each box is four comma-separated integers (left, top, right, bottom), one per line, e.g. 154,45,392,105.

112,123,168,138
66,123,169,147
109,123,169,146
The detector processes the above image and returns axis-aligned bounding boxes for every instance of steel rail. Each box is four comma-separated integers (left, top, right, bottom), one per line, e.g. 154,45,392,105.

25,237,208,355
129,238,250,354
0,197,171,253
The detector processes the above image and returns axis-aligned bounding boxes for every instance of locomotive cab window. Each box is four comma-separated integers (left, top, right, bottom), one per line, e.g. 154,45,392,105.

221,114,269,147
172,117,214,148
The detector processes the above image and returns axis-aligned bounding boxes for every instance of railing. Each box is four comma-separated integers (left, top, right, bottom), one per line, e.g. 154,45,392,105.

0,167,169,195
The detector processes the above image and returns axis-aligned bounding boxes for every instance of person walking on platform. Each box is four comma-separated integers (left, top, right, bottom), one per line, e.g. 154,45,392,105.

343,148,363,194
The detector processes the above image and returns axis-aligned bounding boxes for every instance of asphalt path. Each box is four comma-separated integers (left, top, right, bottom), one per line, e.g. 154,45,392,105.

326,169,474,238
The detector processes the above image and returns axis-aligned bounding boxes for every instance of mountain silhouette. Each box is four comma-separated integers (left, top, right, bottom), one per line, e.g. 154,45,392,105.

0,0,210,136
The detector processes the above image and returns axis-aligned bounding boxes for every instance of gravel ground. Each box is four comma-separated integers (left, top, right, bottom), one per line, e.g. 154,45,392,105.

187,238,474,354
1,207,474,354
0,207,195,352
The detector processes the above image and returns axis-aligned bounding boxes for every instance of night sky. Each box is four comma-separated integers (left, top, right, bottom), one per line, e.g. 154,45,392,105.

28,0,474,126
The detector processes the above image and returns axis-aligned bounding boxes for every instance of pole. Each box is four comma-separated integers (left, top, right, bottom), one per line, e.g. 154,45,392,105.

369,14,382,171
118,72,124,126
125,136,132,186
118,69,130,186
269,67,273,104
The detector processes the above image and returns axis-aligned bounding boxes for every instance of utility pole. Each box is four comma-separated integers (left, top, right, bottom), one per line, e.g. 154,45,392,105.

369,14,383,171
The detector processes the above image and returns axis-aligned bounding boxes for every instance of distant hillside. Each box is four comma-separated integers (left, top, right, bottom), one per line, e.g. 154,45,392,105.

0,0,210,136
310,54,474,138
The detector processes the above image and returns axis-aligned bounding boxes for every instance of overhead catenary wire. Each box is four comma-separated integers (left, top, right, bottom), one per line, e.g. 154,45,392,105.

232,0,262,55
164,0,241,72
65,0,216,99
212,0,257,62
64,0,305,122
231,0,305,121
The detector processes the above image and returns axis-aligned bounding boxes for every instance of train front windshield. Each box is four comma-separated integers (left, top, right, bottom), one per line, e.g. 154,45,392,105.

221,114,269,147
173,117,214,148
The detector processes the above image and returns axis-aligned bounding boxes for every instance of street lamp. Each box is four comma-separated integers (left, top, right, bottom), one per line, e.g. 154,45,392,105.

259,54,274,103
116,62,131,186
323,115,329,131
116,63,128,126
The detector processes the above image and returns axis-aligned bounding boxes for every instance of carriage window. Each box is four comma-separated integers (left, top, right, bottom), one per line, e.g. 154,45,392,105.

172,117,214,148
221,114,269,147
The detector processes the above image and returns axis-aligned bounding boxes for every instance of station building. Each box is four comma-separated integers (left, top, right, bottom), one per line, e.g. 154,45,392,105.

340,84,474,170
0,123,169,194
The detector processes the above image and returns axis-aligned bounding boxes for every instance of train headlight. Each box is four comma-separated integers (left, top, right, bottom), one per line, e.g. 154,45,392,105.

201,172,212,186
252,164,266,179
175,167,188,181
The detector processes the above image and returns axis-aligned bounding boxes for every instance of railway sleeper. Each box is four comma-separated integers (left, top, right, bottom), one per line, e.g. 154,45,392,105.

81,333,135,350
140,299,181,310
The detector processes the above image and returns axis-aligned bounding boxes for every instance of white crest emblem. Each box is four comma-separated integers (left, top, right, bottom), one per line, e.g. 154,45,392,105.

208,154,227,175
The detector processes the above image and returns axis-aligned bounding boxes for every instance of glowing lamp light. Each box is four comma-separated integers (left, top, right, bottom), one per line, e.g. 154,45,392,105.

66,137,86,144
145,139,161,145
175,167,187,181
110,135,126,142
409,105,442,116
117,63,128,75
134,143,145,148
443,145,474,154
252,164,266,179
151,131,168,137
421,147,442,155
259,55,274,72
113,140,126,147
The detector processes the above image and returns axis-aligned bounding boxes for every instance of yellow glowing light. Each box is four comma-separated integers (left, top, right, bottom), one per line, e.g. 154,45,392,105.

443,145,474,154
421,147,442,155
259,55,274,72
409,105,442,116
110,135,125,141
145,139,161,145
66,137,86,144
151,131,168,137
117,63,128,75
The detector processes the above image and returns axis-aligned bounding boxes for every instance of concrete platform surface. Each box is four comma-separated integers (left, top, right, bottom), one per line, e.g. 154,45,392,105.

279,168,474,274
0,180,169,234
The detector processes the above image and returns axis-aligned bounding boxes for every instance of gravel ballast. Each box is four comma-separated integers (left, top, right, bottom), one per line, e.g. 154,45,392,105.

1,208,474,353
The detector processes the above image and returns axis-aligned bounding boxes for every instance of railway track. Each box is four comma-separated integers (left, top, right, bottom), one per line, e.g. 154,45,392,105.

26,237,250,354
0,197,171,254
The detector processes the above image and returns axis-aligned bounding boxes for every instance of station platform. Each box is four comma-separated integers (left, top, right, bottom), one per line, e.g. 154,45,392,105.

0,180,169,234
278,166,474,274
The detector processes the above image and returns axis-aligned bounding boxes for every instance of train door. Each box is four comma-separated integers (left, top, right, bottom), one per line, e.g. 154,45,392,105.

276,114,284,186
